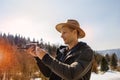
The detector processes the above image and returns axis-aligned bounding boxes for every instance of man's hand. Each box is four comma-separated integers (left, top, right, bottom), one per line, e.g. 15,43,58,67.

26,45,47,59
26,45,37,57
36,47,47,59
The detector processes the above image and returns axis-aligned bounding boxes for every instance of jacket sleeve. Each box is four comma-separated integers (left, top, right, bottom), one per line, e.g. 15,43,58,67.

41,48,94,80
34,57,51,77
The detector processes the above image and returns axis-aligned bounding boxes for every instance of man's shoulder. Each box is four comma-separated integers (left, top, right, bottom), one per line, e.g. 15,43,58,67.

78,41,92,49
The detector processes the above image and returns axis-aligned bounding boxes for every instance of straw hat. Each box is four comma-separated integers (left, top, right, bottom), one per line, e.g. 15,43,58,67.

55,19,85,38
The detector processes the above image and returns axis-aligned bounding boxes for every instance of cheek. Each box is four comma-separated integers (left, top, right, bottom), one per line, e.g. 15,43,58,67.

62,33,66,38
64,33,70,38
62,32,71,39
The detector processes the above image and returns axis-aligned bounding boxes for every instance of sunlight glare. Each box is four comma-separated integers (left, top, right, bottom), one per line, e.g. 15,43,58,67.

0,52,4,64
0,52,3,60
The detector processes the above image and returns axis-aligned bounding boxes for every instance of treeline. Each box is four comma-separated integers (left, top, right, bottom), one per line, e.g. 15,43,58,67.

0,33,120,80
92,51,120,74
0,33,58,56
0,33,58,80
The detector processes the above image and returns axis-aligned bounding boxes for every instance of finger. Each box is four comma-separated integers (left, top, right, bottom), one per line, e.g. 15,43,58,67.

27,45,35,51
27,48,37,56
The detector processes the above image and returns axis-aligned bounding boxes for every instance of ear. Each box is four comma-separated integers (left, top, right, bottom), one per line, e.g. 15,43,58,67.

73,30,77,34
73,30,78,38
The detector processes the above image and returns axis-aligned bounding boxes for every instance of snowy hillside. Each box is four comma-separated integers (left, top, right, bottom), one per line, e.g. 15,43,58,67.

97,48,120,59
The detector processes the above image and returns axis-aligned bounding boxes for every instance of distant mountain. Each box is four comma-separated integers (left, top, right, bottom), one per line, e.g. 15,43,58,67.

96,48,120,59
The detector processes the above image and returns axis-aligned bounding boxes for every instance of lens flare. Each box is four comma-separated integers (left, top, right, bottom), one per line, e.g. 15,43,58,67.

0,38,17,72
0,52,3,61
0,53,2,60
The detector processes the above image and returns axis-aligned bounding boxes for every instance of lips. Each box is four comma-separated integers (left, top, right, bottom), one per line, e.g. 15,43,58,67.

63,38,66,41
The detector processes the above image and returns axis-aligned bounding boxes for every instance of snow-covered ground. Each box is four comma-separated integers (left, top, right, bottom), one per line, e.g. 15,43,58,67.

90,71,120,80
32,70,120,80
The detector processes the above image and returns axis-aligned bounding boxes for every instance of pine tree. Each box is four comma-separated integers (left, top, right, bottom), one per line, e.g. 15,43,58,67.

105,54,110,64
100,57,109,72
110,53,118,70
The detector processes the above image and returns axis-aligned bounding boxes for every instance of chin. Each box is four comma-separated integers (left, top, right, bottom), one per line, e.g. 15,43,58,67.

63,41,66,44
63,40,68,44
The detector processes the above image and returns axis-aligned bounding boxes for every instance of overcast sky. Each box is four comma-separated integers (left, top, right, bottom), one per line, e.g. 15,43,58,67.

0,0,120,50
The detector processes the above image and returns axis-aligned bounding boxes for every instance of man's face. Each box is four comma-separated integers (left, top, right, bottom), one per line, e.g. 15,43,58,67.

61,26,77,44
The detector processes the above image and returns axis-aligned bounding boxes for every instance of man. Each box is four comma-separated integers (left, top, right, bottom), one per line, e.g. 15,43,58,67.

27,19,94,80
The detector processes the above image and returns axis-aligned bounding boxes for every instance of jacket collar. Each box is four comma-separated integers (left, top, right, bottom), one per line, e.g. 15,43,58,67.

64,42,88,61
69,41,87,54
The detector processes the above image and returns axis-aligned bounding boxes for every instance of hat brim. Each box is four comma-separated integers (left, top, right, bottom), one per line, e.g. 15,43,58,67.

56,23,85,38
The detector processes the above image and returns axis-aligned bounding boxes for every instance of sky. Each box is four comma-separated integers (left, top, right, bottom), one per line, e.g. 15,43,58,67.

0,0,120,50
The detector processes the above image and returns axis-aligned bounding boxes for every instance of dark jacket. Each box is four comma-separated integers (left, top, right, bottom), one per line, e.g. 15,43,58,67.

35,42,94,80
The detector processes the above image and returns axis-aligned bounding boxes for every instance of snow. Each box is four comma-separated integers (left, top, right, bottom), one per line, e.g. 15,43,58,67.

90,71,120,80
32,70,120,80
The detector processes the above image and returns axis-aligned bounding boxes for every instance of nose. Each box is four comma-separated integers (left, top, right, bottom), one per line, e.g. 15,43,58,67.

61,33,63,38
